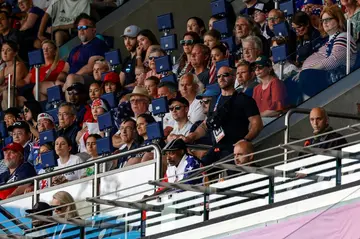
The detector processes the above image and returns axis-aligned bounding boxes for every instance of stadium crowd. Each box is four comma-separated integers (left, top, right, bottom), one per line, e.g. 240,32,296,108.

0,0,357,201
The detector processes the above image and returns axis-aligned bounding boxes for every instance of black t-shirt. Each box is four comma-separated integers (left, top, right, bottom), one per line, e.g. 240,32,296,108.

208,92,260,147
121,55,136,86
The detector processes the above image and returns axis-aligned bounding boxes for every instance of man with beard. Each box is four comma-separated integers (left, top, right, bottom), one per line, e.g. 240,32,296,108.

120,25,141,88
59,13,109,100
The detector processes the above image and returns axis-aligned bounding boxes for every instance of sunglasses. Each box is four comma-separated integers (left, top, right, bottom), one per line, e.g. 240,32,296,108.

148,56,159,61
254,65,265,70
216,72,232,79
77,25,93,31
169,105,183,111
23,108,29,113
200,99,211,105
320,17,334,24
180,39,194,46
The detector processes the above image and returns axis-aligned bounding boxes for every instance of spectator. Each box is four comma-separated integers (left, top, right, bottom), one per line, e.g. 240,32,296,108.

292,12,324,67
0,41,28,109
25,202,53,228
163,138,201,184
120,25,141,88
52,136,83,185
179,73,205,123
208,15,221,30
144,76,160,99
23,100,42,139
37,113,55,133
136,29,159,67
89,81,103,102
342,0,360,43
4,107,21,127
8,121,33,163
302,5,357,72
51,191,80,219
66,83,92,125
203,29,221,50
60,13,109,97
0,143,36,199
241,35,262,63
135,66,146,86
145,47,166,79
305,107,347,148
249,3,271,38
240,0,259,15
187,16,206,37
175,32,201,80
102,71,127,103
209,44,228,85
157,81,177,136
37,0,90,46
310,7,322,30
57,103,81,154
167,97,193,142
252,56,287,122
35,143,55,188
191,43,211,86
23,40,68,101
185,66,263,166
117,118,139,168
235,59,258,96
233,140,254,165
92,59,110,81
0,11,20,49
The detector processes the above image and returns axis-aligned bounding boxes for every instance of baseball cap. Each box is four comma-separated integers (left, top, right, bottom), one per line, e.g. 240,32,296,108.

7,121,30,133
103,72,120,84
163,138,187,152
196,84,221,100
37,113,54,124
121,25,141,38
25,202,54,214
66,83,86,94
168,97,190,107
249,3,270,15
91,98,109,111
3,142,24,155
251,55,272,67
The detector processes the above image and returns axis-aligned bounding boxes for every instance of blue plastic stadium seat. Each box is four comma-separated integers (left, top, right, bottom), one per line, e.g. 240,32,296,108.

298,69,330,98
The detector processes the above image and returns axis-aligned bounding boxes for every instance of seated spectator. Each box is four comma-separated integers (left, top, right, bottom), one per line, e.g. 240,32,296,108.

37,0,90,47
179,73,205,123
120,25,141,88
51,191,80,219
252,56,287,122
203,29,221,50
60,14,109,98
136,29,159,68
8,121,33,163
0,41,28,109
187,16,206,37
135,66,146,87
208,15,221,30
0,143,36,199
310,7,323,30
163,138,201,184
157,81,178,136
52,136,83,185
167,97,193,142
235,60,258,96
191,43,211,86
93,59,110,81
270,37,299,80
233,140,254,165
4,107,21,127
25,202,53,229
249,3,271,38
209,44,228,84
23,40,68,101
67,83,92,125
175,32,201,81
35,143,54,188
23,100,42,140
305,107,347,148
37,113,55,133
302,5,357,72
57,103,81,154
292,12,324,67
89,81,103,102
0,11,25,58
117,118,140,168
145,47,166,79
144,76,159,99
342,0,360,42
241,36,262,63
103,71,127,103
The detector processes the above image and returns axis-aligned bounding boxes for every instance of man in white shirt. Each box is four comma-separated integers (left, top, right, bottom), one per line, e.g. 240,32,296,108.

167,97,193,142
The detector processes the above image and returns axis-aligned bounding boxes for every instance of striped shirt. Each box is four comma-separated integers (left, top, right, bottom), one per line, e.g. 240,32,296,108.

302,32,357,71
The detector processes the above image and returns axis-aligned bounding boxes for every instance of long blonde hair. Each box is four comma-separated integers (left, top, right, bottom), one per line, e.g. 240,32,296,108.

52,191,80,219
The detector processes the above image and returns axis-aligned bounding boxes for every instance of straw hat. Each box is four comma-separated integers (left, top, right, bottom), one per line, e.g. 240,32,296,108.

125,86,152,101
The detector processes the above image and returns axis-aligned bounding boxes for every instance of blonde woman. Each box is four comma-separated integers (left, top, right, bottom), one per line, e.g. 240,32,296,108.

51,191,80,219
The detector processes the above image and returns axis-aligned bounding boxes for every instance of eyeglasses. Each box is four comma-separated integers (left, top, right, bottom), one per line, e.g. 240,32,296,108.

200,99,211,105
267,16,279,22
148,56,159,61
320,17,334,24
77,25,93,31
216,72,232,79
169,105,183,111
180,39,194,46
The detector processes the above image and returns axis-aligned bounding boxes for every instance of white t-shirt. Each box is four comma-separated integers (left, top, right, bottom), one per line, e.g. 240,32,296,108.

46,0,90,27
33,0,51,9
188,99,205,123
55,155,83,181
169,121,193,136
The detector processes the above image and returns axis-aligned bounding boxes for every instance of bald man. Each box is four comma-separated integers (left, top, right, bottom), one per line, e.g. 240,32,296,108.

234,140,254,165
306,107,347,149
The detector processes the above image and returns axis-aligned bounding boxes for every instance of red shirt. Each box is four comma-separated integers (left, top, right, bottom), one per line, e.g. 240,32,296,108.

30,60,66,84
253,77,287,113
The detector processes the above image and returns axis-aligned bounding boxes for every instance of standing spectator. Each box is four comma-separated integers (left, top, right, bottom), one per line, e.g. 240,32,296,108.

144,76,160,99
60,13,109,97
167,97,193,142
252,56,287,122
175,32,201,80
117,118,139,168
120,25,141,88
235,60,258,96
191,43,211,86
179,73,205,124
241,36,262,63
136,29,159,68
342,0,360,43
51,191,80,219
37,0,90,46
292,12,324,67
0,143,36,199
203,29,221,50
186,17,206,37
8,121,33,163
57,103,81,154
145,47,166,79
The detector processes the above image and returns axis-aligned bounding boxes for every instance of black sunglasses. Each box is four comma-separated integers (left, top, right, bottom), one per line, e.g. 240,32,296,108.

180,39,194,46
216,72,232,79
148,56,159,61
200,99,211,105
77,25,93,31
169,105,183,111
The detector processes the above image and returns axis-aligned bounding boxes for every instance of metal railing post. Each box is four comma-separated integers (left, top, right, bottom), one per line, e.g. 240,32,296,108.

336,158,342,186
203,192,209,221
33,179,38,205
346,19,351,75
7,73,11,109
268,176,274,204
34,66,40,101
140,210,146,237
283,109,293,178
93,162,100,215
